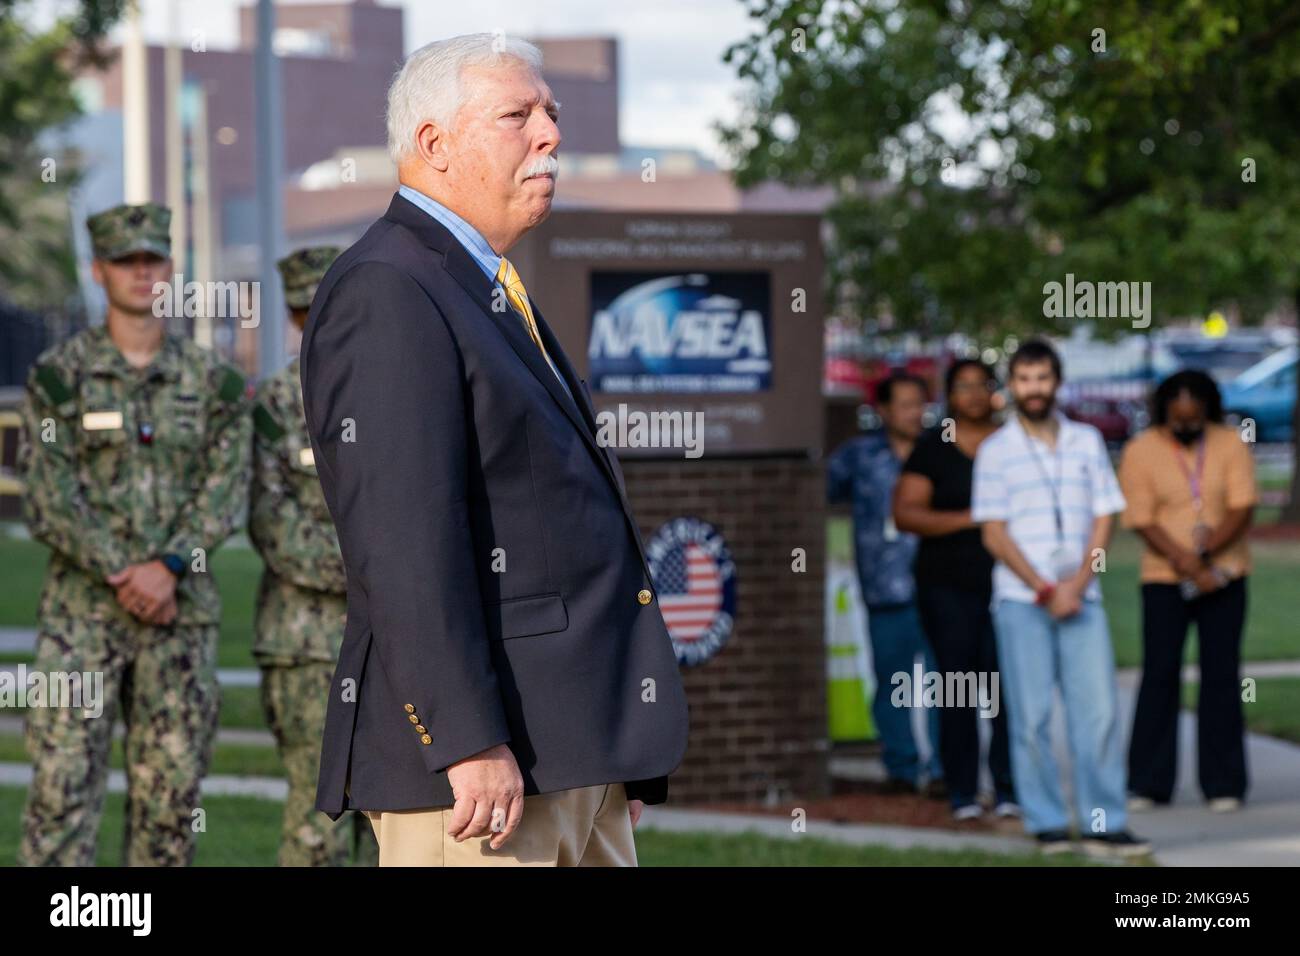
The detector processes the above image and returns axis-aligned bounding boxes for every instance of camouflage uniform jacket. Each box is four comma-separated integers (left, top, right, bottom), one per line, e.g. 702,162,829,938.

249,356,347,664
18,323,252,626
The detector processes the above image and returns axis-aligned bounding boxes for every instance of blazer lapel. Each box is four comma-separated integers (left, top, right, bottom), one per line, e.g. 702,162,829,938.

531,303,599,434
383,193,654,578
440,241,601,447
384,195,580,423
532,301,657,573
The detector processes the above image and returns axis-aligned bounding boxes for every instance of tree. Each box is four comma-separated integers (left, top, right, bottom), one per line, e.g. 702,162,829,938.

721,0,1300,519
0,0,126,308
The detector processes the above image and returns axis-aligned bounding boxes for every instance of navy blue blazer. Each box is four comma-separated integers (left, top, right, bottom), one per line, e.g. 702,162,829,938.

301,193,689,819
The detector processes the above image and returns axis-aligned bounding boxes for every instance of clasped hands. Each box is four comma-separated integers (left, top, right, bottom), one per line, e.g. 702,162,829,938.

106,560,178,626
1170,547,1225,596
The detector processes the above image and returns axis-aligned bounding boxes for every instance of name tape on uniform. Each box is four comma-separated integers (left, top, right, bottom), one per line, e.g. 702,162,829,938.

82,410,124,431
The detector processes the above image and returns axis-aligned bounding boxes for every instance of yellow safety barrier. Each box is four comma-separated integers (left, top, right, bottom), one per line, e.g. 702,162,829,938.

825,561,875,742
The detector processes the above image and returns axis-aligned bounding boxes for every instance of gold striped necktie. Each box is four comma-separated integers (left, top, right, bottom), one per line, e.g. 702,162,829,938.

495,257,553,364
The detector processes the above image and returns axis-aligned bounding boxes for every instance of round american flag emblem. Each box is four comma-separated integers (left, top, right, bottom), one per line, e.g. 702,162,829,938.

645,517,737,666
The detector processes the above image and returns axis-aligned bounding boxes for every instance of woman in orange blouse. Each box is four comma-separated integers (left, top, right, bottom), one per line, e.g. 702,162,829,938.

1118,370,1257,812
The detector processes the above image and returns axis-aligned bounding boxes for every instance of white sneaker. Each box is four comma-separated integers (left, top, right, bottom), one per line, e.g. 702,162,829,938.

1208,797,1242,813
993,801,1022,819
1127,796,1157,812
952,803,984,822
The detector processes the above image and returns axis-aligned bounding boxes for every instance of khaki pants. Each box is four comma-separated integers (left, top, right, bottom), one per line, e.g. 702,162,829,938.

363,783,637,867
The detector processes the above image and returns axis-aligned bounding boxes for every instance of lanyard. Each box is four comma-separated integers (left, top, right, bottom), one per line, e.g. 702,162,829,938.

1021,423,1065,541
1171,434,1208,514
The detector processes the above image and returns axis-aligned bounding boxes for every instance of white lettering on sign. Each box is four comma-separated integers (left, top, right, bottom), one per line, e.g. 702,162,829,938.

590,307,768,361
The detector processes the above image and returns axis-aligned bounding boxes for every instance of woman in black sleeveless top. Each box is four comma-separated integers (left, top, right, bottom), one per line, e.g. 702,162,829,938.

894,359,1016,821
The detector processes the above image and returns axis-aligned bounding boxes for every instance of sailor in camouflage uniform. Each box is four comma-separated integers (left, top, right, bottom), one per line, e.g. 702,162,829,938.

17,202,252,866
250,246,377,866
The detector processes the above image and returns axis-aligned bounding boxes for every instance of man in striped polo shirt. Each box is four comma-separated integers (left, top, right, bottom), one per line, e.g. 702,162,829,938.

972,338,1150,859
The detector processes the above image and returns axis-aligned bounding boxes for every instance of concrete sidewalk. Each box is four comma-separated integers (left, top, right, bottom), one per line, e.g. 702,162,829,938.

1111,669,1300,866
813,669,1300,865
637,805,1031,856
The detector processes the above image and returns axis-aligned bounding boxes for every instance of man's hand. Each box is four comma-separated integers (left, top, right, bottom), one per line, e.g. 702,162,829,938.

107,561,178,625
147,595,179,627
1047,578,1083,620
445,743,525,850
628,798,644,829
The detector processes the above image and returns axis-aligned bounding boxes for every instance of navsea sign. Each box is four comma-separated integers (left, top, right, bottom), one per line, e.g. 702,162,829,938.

507,211,824,456
588,271,772,393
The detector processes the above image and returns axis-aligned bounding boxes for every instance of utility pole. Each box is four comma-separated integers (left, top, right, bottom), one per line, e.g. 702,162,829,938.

121,0,150,203
254,0,286,378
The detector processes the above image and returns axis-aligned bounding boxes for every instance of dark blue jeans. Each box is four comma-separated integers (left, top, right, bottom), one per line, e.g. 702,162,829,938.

867,602,942,784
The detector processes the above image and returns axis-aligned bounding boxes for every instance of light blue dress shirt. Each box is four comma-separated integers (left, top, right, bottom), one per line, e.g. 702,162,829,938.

397,184,573,402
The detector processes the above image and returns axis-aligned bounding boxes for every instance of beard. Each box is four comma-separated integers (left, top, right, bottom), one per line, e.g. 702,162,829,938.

1017,394,1055,422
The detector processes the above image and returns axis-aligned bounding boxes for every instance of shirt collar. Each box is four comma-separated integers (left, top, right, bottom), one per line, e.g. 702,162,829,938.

86,323,182,383
864,429,903,461
397,184,501,282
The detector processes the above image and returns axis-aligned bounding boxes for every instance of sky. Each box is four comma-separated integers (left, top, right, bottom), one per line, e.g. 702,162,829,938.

35,0,758,165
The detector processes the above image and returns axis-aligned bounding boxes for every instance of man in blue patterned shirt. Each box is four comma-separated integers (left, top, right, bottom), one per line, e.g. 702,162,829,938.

827,375,943,794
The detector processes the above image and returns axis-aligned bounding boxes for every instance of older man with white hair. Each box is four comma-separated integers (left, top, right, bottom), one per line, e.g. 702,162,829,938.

299,34,690,867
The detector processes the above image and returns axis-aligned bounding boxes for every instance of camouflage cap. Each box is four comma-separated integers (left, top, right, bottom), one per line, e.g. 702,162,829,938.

86,202,172,260
277,246,342,310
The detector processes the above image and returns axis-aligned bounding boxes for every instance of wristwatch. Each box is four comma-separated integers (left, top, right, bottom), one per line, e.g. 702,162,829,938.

159,553,187,579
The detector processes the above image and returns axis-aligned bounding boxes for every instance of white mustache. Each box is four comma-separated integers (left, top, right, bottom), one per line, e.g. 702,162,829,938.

524,155,559,179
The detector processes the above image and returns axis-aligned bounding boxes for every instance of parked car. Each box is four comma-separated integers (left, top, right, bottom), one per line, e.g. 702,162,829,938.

1058,378,1150,446
1221,346,1296,442
1157,338,1282,385
1062,396,1140,446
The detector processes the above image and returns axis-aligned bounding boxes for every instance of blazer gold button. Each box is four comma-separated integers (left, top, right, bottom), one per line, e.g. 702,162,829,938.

404,704,415,714
408,714,420,724
420,734,432,745
414,724,426,733
637,588,652,605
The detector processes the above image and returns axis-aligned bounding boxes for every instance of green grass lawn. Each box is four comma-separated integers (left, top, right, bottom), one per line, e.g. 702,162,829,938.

4,685,271,734
827,518,1300,668
0,529,260,669
0,519,1291,867
5,520,1299,734
0,784,1094,867
0,732,286,778
0,786,286,866
8,520,1300,672
1184,677,1300,745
